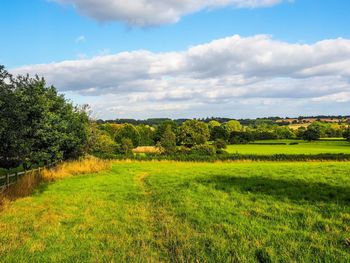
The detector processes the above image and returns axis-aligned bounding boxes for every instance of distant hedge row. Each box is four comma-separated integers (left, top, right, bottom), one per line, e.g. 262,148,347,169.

95,152,350,162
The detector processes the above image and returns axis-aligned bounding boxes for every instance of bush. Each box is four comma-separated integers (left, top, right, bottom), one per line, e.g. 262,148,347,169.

121,138,134,155
176,146,191,154
190,145,216,156
214,139,227,149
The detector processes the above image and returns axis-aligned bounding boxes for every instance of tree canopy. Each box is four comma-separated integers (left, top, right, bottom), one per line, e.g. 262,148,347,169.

0,66,89,169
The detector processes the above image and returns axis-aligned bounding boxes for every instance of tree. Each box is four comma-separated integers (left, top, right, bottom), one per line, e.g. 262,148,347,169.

89,124,118,154
154,120,177,142
224,120,242,133
178,120,210,147
344,126,350,141
137,125,155,146
208,120,221,130
210,125,229,141
303,125,321,141
0,66,90,169
160,125,177,154
115,124,140,147
214,139,227,150
121,138,134,155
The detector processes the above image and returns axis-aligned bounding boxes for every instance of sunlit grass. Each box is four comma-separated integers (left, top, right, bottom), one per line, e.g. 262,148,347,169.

0,161,349,261
226,139,350,155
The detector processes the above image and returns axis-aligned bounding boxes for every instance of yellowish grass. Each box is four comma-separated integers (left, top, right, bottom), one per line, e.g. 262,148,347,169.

42,156,112,181
133,146,161,154
0,156,112,207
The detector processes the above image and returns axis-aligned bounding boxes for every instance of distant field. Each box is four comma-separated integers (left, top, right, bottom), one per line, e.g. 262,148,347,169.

226,139,350,155
0,161,349,262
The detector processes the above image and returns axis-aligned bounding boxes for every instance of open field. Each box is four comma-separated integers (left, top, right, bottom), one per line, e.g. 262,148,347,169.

226,139,350,155
0,161,349,262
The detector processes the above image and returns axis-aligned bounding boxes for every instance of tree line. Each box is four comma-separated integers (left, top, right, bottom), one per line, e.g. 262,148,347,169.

1,65,349,168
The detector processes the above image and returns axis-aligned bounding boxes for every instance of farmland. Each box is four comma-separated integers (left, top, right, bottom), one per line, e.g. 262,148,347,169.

226,139,350,155
0,161,349,262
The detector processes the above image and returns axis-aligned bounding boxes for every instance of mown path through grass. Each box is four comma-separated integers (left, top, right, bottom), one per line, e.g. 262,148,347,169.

0,161,350,262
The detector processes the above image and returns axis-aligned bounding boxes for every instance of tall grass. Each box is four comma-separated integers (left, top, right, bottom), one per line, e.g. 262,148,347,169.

41,156,111,181
0,156,111,208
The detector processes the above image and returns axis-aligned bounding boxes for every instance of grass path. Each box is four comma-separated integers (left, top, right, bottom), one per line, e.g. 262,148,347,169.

0,161,350,262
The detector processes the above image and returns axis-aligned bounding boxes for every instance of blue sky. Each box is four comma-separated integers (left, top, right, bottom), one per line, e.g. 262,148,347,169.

2,0,350,119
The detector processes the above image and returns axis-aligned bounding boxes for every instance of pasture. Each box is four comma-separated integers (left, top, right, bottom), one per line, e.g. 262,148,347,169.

226,139,350,155
0,161,349,262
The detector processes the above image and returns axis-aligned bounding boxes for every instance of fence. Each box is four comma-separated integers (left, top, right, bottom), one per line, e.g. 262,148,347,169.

0,162,60,193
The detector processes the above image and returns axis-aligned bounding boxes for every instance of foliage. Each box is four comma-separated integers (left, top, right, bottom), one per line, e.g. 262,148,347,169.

190,145,216,156
230,131,255,144
115,124,140,147
89,124,119,154
223,120,242,133
0,66,89,169
208,120,221,130
214,139,227,149
120,138,134,155
154,120,178,143
177,120,210,147
210,125,229,141
344,126,350,141
136,125,155,146
160,125,177,154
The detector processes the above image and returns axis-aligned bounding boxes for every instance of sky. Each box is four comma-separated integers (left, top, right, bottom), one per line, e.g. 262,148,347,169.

1,0,350,119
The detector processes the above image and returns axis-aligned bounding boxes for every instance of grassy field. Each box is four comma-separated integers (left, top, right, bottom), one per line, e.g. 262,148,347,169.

226,139,350,155
0,161,349,262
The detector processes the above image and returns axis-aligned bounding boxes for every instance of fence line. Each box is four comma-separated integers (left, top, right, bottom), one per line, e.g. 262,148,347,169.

0,162,60,193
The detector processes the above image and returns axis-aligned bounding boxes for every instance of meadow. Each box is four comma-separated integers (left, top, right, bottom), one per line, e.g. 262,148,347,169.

0,161,349,262
226,139,350,155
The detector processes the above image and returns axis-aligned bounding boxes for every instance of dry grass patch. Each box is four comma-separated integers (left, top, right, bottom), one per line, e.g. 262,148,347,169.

133,146,161,154
42,156,112,181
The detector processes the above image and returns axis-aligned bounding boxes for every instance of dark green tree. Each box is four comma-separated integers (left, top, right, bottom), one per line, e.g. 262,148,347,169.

0,66,90,169
160,125,177,154
178,120,210,147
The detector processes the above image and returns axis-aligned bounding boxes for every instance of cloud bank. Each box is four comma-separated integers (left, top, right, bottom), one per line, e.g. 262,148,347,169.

13,35,350,119
54,0,285,26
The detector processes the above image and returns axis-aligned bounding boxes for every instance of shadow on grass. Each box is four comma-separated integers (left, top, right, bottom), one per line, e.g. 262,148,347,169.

196,175,350,204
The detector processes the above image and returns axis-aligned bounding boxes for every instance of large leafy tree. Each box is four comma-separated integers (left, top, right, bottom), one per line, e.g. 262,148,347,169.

178,120,210,147
0,66,90,169
223,120,242,133
114,123,140,147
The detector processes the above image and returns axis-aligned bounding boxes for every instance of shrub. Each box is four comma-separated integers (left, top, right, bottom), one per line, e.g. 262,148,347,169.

190,145,216,156
176,146,191,154
214,139,227,149
121,138,134,155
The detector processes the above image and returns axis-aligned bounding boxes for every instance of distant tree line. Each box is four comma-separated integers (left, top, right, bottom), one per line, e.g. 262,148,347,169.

1,65,349,168
90,117,350,157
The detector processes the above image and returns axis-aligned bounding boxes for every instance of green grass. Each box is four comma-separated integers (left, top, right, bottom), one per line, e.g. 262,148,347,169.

226,139,350,155
0,161,350,262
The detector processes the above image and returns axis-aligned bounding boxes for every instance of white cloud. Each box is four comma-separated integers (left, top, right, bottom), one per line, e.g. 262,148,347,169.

12,35,350,119
54,0,286,26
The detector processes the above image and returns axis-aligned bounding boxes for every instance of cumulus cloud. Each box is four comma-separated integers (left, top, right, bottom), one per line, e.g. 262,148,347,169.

12,35,350,118
54,0,286,26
